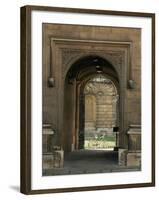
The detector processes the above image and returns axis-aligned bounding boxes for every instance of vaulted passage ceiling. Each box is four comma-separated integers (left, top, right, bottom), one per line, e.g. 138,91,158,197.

66,55,119,84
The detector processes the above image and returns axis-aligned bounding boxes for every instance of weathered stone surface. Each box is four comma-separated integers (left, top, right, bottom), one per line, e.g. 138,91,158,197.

119,148,127,166
42,23,141,157
43,153,54,170
42,125,56,153
127,125,141,151
84,79,118,130
43,150,64,169
127,152,141,167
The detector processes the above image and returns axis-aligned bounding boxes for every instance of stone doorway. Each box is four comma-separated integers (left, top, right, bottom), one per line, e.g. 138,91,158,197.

83,75,119,150
42,23,142,174
63,55,120,152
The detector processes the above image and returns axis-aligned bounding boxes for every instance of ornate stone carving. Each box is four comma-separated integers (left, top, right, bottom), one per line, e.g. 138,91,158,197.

100,52,123,73
84,75,117,96
61,49,84,78
61,49,83,66
61,48,125,79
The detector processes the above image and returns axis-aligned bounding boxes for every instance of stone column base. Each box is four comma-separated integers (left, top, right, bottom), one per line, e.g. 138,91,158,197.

118,148,127,166
118,149,141,167
43,153,54,170
43,150,64,169
126,151,141,167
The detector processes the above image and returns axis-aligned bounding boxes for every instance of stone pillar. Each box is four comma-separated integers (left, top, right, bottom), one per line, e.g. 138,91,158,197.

42,124,55,153
126,125,141,167
118,125,141,167
42,124,55,169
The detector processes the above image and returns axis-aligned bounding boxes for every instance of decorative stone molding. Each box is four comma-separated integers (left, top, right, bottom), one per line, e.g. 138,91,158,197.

60,49,124,80
49,38,133,88
47,37,137,149
84,76,116,95
61,49,83,66
61,49,124,75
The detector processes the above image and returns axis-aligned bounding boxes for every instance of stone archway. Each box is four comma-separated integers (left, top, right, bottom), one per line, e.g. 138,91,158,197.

83,75,119,150
42,24,141,172
63,55,121,152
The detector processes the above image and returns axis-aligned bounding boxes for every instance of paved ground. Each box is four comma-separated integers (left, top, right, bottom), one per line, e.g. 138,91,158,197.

43,149,140,176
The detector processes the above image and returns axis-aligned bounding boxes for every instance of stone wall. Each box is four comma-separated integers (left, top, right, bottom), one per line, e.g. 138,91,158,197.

96,95,116,128
42,23,141,153
84,76,118,131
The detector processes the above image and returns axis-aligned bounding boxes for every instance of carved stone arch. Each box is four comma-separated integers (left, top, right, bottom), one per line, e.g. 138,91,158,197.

63,51,128,152
84,76,117,96
83,75,119,130
62,51,121,80
61,50,84,78
78,72,120,96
